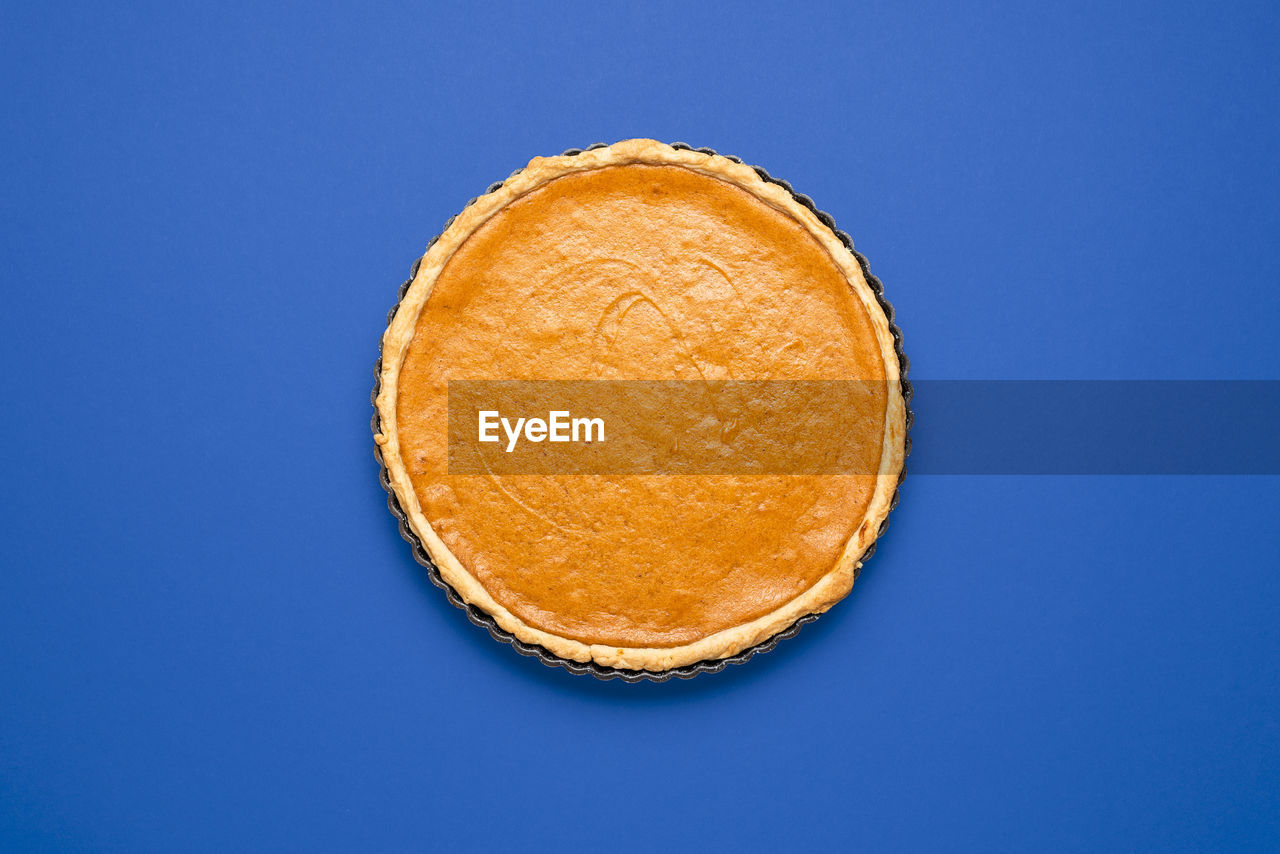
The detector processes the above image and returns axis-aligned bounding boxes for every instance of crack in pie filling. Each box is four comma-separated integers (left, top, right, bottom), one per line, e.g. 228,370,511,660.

375,140,907,673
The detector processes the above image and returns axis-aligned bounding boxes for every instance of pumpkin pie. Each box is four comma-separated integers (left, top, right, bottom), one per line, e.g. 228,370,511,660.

374,140,907,673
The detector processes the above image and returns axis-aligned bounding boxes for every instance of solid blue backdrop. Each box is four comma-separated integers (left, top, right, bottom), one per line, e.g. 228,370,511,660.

2,1,1278,850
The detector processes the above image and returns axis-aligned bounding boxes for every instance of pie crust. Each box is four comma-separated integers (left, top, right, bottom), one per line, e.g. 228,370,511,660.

375,139,907,673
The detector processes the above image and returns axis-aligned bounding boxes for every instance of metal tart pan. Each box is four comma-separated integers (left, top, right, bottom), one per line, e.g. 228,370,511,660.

372,142,913,682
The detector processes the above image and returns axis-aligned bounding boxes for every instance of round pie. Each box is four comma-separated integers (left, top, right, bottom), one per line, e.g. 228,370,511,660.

375,139,907,673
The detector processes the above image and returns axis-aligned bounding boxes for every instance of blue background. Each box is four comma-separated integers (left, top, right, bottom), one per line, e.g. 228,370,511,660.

3,1,1278,850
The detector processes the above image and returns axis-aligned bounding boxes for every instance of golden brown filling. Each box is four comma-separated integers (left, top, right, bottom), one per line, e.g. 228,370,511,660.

397,164,887,648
